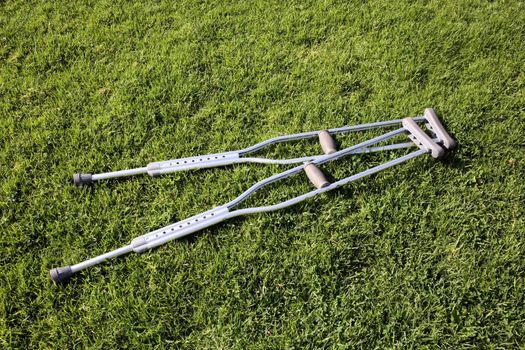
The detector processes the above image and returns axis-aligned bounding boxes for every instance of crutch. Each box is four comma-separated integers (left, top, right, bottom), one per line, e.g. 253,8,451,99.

72,109,454,186
50,108,455,282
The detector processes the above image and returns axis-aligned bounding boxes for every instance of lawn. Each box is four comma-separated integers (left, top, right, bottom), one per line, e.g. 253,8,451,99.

1,0,524,348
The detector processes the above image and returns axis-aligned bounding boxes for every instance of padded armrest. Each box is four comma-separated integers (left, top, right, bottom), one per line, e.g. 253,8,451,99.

403,118,445,158
424,108,457,150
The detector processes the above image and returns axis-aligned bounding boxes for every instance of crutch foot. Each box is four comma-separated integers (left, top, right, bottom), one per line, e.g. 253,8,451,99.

49,266,73,283
73,173,93,186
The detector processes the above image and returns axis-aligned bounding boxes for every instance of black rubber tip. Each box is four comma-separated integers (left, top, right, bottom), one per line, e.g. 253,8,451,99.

73,173,93,186
49,266,73,283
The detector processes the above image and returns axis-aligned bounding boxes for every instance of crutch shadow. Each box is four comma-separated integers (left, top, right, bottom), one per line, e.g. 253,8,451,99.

438,150,467,169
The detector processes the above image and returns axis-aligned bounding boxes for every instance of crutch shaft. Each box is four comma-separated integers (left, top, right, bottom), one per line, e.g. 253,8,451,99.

50,207,230,282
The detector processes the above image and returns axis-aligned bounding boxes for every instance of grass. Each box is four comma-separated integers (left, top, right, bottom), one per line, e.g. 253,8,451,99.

1,0,525,348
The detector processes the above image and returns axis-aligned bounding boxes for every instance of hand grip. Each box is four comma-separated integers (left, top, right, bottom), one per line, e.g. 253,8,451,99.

304,163,330,189
318,131,338,154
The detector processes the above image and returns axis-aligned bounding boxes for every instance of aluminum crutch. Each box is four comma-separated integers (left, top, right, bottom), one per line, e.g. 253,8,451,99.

51,109,456,282
72,109,453,186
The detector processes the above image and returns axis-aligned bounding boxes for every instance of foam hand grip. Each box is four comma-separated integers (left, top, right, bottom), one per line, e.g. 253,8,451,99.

304,163,331,189
318,131,338,154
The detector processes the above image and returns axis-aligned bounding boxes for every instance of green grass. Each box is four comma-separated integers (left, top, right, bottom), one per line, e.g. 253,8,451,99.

1,0,525,348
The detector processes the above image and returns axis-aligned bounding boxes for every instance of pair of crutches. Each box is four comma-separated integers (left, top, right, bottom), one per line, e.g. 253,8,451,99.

50,108,456,282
